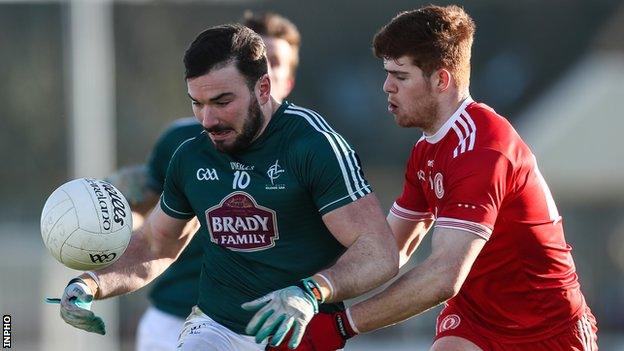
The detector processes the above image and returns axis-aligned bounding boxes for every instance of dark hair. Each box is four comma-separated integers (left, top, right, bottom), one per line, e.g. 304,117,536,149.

184,24,268,88
373,5,475,90
242,11,301,78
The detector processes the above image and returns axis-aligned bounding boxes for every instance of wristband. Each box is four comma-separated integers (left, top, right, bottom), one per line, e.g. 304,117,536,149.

335,310,358,339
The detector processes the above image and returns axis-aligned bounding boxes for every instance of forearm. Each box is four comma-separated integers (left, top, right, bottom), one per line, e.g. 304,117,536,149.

348,255,453,333
79,227,176,299
318,232,399,303
81,214,196,299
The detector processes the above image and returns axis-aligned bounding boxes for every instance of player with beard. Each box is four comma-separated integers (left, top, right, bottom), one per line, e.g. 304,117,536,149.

49,24,399,351
103,12,303,351
262,5,598,351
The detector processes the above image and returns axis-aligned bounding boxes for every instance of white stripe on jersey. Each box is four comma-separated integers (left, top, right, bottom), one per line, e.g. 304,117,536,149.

289,105,369,195
451,124,464,158
456,116,470,154
435,217,492,240
160,194,194,216
462,112,477,151
452,113,477,158
578,313,594,351
285,105,370,199
390,202,434,222
318,185,372,213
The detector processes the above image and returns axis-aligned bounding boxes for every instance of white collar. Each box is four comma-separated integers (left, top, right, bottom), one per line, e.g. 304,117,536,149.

424,96,474,144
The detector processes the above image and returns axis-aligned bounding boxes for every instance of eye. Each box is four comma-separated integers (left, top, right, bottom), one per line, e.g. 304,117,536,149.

191,101,201,106
215,100,230,107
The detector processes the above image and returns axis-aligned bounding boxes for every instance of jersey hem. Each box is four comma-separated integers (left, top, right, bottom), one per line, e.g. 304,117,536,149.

390,202,434,221
160,196,194,219
318,185,372,214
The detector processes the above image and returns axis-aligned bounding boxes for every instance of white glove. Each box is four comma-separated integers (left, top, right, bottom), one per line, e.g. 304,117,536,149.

242,285,318,348
45,278,106,335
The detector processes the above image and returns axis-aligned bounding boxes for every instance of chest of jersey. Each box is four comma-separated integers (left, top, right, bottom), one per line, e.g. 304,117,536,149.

182,145,315,253
412,140,456,216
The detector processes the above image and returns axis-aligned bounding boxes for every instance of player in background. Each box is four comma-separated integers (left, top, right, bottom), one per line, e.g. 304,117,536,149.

253,5,599,351
104,12,302,351
50,24,399,350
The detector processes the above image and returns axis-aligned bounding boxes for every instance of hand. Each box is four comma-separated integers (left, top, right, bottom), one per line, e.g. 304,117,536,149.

45,278,106,335
242,285,318,349
266,311,357,351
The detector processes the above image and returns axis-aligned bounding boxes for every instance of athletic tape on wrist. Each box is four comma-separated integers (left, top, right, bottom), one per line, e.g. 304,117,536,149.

296,278,322,313
84,271,101,289
314,273,334,301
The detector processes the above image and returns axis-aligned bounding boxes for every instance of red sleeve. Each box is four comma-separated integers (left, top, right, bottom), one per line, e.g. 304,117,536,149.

435,149,512,240
391,147,435,222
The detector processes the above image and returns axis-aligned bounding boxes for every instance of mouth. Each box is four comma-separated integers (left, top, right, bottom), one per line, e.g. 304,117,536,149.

388,101,398,114
208,129,235,141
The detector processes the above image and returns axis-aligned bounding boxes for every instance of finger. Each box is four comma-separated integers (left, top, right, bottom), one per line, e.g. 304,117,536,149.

87,317,106,335
255,313,286,344
245,307,274,336
44,297,61,304
241,294,273,312
270,316,294,347
287,323,305,350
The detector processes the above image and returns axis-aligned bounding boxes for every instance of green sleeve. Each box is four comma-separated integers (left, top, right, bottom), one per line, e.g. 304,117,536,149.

294,131,372,215
160,138,195,220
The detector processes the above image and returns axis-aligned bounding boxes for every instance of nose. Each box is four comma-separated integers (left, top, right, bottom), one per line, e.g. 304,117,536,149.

383,75,397,94
196,107,220,129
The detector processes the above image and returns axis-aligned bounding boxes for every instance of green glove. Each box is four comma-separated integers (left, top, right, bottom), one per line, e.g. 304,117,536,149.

45,278,106,335
242,278,322,348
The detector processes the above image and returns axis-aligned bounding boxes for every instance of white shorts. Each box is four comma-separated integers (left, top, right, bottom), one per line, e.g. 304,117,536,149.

136,306,186,351
177,306,266,351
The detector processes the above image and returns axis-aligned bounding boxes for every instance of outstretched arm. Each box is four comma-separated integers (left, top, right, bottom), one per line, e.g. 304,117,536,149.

348,226,486,332
315,193,399,302
243,193,399,348
79,205,197,299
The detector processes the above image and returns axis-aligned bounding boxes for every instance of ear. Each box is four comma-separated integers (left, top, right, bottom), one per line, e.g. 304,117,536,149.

432,68,452,93
256,74,272,104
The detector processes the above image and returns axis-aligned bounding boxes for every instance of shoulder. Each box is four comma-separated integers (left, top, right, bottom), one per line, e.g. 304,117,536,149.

457,101,529,161
281,103,350,152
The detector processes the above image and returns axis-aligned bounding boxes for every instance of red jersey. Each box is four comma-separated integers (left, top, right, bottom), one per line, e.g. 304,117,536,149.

390,97,587,343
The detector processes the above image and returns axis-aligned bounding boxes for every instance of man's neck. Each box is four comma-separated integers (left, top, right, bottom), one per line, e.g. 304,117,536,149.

423,92,468,136
256,97,281,138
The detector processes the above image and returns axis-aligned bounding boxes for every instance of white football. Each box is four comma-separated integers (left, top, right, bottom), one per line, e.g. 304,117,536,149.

40,178,133,270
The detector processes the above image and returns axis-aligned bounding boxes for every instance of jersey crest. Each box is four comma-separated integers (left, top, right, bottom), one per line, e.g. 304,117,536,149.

205,191,279,252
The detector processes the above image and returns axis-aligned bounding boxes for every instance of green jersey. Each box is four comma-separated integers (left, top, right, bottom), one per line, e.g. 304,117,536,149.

160,102,372,333
146,117,204,318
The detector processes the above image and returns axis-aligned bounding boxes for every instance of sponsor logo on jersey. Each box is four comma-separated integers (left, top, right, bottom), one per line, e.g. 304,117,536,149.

266,159,286,190
206,192,279,252
434,172,444,199
438,314,461,333
196,168,219,181
230,162,255,171
427,160,435,167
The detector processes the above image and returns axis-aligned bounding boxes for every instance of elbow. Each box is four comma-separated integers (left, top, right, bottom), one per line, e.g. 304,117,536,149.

437,274,464,301
382,240,400,279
